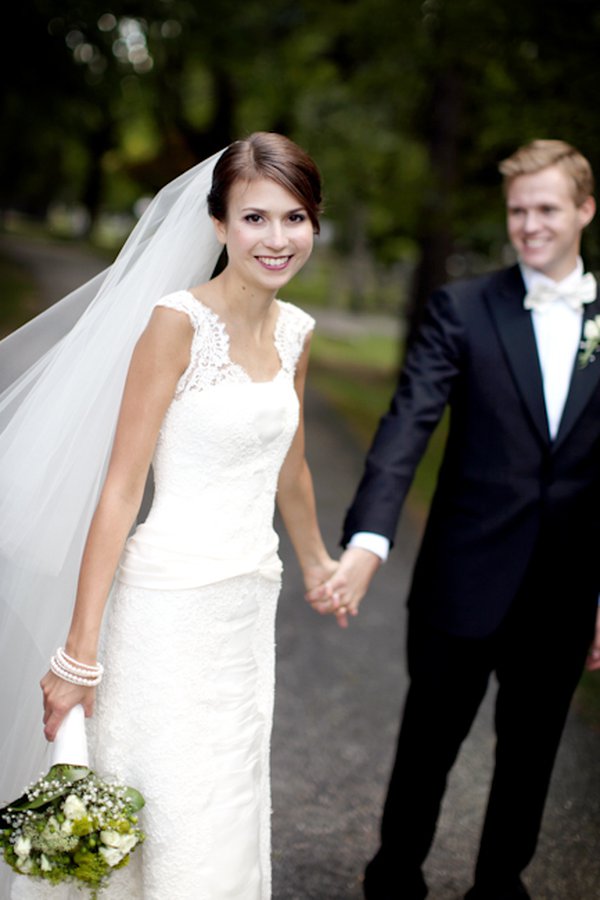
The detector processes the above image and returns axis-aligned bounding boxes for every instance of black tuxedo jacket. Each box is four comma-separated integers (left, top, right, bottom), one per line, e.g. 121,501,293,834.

342,265,600,638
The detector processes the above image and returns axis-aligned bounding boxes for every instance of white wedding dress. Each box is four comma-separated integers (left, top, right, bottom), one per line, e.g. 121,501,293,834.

11,291,314,900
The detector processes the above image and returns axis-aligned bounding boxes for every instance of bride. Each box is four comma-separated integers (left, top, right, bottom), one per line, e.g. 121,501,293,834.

0,132,338,898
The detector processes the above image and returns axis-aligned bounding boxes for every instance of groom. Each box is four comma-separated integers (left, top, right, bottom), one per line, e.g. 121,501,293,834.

309,139,600,899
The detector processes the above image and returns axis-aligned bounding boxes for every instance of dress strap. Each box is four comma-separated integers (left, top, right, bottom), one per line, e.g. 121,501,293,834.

154,290,204,329
275,301,315,374
154,291,236,396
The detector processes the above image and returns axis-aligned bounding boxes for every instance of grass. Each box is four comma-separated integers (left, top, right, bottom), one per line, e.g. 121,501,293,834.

311,331,400,373
309,330,447,518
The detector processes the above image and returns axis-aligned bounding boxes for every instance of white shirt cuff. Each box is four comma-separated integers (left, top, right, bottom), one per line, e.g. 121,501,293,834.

348,531,390,562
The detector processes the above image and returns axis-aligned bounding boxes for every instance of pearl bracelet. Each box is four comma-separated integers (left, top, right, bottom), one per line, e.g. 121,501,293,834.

50,647,104,687
58,647,102,674
56,647,104,679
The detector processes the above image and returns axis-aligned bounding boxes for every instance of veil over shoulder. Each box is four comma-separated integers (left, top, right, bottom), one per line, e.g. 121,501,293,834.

0,150,224,824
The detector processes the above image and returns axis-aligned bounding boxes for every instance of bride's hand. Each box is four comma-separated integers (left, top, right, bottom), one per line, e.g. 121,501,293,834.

40,671,95,742
303,557,352,625
302,557,339,595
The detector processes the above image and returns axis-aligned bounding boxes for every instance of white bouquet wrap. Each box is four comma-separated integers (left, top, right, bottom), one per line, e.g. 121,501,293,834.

51,704,89,768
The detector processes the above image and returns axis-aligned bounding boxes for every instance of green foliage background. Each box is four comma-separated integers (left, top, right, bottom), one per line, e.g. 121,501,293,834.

3,0,600,319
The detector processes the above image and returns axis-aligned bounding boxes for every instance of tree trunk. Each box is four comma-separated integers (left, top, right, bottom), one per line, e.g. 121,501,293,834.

81,121,114,232
405,64,463,350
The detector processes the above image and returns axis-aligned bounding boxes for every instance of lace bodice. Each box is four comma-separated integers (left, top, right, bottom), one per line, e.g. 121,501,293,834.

118,291,314,589
160,290,312,394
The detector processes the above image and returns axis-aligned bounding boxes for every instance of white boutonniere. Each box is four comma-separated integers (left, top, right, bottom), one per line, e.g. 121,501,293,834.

579,315,600,368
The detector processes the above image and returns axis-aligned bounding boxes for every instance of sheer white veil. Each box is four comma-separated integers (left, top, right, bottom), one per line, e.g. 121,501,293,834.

0,150,224,826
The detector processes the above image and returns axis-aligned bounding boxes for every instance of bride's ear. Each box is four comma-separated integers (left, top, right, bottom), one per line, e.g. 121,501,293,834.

211,216,227,246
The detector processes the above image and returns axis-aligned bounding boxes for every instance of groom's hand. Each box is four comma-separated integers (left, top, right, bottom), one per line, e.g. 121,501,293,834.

586,607,600,671
305,546,381,628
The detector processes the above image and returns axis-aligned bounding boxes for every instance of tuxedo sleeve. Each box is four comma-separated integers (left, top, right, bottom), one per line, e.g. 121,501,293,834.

342,287,465,547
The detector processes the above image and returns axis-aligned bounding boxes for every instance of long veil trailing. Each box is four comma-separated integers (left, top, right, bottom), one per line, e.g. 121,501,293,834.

0,150,224,873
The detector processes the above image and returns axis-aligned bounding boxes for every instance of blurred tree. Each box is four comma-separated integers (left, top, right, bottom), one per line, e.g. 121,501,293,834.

2,0,600,317
1,2,92,216
405,0,600,333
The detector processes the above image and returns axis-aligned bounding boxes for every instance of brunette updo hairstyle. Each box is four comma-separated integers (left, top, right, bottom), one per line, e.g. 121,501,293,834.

207,132,323,233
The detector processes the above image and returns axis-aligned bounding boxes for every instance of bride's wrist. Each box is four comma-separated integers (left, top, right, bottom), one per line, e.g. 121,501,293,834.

50,646,104,687
301,553,335,579
65,635,99,667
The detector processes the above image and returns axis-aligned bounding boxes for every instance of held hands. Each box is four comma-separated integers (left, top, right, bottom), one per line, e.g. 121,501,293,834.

302,556,339,595
305,546,381,628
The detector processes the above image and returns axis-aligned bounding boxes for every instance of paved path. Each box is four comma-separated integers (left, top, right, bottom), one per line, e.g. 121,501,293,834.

2,235,598,899
0,233,109,311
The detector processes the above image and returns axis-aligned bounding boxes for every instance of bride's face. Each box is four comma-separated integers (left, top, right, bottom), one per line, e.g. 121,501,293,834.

213,177,314,292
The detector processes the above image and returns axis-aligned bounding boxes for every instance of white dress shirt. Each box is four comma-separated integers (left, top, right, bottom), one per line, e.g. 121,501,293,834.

349,259,587,562
522,258,585,440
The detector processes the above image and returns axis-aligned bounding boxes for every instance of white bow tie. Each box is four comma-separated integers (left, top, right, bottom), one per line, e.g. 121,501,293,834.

523,272,597,313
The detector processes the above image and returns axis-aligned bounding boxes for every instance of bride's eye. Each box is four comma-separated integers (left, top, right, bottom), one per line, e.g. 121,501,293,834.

244,213,263,224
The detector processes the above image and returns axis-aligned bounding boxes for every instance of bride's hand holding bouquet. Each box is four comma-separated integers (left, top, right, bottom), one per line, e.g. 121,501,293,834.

40,671,95,744
1,651,145,898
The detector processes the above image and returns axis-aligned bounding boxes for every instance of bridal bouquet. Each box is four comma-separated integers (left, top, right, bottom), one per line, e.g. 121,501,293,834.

0,707,145,898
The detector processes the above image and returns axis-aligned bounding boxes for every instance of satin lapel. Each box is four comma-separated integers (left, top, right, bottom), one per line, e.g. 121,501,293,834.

485,266,550,445
553,293,600,451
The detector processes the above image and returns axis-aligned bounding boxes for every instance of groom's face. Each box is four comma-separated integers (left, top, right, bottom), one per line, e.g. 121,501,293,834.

506,165,595,281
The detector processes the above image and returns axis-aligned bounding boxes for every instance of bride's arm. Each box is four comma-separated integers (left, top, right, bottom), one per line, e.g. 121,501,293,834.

41,307,193,741
276,336,338,594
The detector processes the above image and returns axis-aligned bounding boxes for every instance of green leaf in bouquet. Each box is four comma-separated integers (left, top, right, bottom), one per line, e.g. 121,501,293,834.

122,786,145,813
0,765,90,818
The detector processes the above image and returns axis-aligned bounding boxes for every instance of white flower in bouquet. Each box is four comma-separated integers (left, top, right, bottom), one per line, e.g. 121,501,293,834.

579,314,600,367
99,830,139,867
14,836,32,859
100,830,138,854
63,793,88,821
17,857,34,875
98,846,124,868
61,818,74,835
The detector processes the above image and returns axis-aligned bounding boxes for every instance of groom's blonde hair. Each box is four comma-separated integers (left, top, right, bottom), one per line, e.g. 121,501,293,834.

499,139,594,206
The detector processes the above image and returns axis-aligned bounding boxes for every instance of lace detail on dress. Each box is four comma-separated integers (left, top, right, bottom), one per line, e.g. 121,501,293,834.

155,291,241,396
154,292,314,398
273,300,315,375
